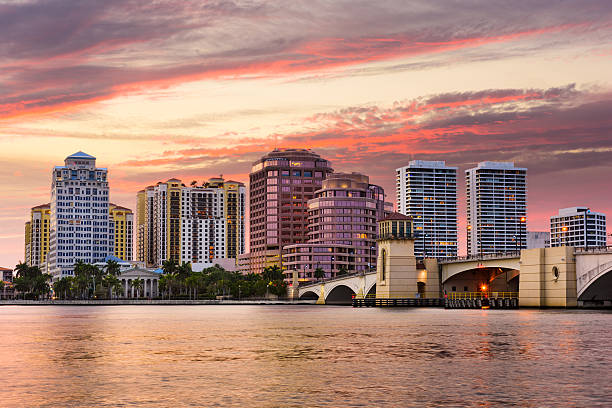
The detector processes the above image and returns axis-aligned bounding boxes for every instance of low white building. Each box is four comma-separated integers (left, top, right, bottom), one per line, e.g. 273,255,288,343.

550,207,606,248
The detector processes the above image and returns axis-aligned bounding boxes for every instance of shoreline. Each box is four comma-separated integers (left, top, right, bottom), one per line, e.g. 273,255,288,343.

0,299,318,306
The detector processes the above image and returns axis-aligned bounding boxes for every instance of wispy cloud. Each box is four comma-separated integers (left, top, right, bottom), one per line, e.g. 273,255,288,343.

2,1,611,119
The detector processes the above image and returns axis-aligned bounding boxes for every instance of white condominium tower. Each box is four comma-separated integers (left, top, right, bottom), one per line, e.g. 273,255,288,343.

136,177,245,269
550,207,606,248
466,161,527,255
47,152,111,278
396,161,458,259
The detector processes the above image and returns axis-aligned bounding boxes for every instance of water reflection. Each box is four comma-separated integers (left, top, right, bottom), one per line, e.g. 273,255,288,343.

0,306,611,407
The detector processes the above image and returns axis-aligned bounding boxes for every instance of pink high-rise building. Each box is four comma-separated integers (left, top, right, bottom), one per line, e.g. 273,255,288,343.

282,172,392,282
242,149,333,274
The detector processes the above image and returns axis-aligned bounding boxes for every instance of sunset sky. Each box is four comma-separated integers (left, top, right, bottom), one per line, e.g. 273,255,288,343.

1,0,612,267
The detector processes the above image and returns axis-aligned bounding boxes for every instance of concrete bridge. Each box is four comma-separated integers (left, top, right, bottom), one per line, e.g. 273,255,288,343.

295,272,377,305
439,247,612,307
292,247,612,307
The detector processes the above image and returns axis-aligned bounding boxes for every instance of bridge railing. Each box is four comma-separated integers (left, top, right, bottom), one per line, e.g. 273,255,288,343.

577,260,612,295
446,292,518,300
439,251,521,264
297,270,375,289
574,246,612,255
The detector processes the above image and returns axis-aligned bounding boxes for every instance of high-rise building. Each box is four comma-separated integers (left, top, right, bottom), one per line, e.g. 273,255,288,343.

466,161,527,255
396,160,458,259
47,152,112,278
25,201,133,269
137,177,245,269
109,204,134,261
24,203,51,267
136,186,155,267
527,231,550,249
282,172,392,282
246,149,333,274
550,207,606,248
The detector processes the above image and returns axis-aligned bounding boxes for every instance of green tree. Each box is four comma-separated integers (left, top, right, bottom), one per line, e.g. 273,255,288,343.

162,259,178,275
262,265,283,282
103,274,122,299
105,259,121,277
131,278,144,298
53,277,73,300
337,266,348,276
314,267,325,282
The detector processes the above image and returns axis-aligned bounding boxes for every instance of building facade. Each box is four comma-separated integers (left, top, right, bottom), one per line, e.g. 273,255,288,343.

136,187,155,266
47,152,112,278
136,177,245,269
247,149,333,274
550,207,607,248
527,231,550,249
282,172,392,282
466,162,527,255
109,204,134,261
24,203,51,267
396,160,458,259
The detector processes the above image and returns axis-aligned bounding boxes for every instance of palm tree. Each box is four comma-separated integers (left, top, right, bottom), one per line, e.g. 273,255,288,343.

162,259,178,275
314,267,325,282
105,259,121,277
53,277,72,300
103,274,121,299
132,278,144,298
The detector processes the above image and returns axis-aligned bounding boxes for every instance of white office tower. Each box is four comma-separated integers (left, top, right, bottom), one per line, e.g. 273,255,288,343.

396,161,458,259
550,207,606,248
48,152,111,279
466,162,527,255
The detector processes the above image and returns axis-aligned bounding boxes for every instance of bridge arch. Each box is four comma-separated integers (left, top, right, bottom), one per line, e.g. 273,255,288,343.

365,280,376,297
299,290,319,300
442,266,519,294
578,266,612,302
325,284,356,305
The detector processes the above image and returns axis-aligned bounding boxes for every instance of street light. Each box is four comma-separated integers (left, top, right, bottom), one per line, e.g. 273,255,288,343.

520,216,526,250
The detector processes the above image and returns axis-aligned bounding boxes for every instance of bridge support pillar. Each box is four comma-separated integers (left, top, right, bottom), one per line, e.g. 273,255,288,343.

422,258,441,299
519,246,577,307
316,284,325,304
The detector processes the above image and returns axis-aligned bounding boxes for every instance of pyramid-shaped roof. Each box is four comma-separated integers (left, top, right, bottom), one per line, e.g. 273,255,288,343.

380,212,412,222
67,151,96,160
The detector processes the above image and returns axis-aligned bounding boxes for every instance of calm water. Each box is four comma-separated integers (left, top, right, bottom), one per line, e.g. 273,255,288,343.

0,306,611,407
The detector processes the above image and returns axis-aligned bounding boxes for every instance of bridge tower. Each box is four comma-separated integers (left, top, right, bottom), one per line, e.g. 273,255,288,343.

519,246,577,307
376,213,419,298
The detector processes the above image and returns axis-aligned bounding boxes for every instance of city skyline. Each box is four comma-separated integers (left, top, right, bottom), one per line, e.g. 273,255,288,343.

2,1,612,267
5,147,611,269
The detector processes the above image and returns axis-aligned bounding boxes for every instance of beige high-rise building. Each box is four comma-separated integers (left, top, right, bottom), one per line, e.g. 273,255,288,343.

25,203,51,267
136,177,245,269
109,204,134,261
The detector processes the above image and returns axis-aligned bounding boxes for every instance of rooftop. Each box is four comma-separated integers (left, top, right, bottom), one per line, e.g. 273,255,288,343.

66,151,96,160
380,212,412,222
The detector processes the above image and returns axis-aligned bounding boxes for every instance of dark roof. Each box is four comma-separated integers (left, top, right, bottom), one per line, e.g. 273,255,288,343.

379,212,412,222
31,203,50,210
